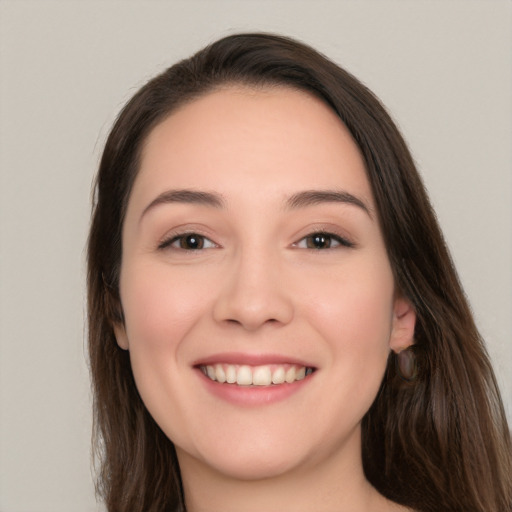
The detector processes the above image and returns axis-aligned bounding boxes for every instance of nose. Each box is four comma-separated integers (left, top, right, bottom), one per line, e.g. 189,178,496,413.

212,246,294,331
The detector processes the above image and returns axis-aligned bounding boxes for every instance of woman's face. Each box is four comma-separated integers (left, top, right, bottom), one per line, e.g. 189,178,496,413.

115,86,415,481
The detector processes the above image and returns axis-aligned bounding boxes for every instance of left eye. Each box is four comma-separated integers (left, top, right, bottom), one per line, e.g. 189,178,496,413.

159,233,217,251
294,232,353,249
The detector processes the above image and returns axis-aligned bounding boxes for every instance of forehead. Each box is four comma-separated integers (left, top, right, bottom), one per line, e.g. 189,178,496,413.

132,85,372,210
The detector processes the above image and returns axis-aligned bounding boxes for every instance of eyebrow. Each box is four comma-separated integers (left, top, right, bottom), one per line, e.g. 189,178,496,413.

140,189,225,220
140,187,372,221
286,190,372,217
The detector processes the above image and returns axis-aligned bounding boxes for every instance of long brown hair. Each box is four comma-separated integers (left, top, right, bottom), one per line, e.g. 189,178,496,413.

87,33,512,512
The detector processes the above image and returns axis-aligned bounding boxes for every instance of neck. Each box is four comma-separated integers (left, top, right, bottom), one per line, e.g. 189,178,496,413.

177,428,399,512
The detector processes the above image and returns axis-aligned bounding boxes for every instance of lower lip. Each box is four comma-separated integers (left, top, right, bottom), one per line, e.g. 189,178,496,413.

196,369,313,406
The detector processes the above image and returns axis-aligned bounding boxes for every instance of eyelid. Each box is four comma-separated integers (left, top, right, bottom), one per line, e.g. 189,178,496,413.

292,229,355,249
157,230,219,251
156,224,355,251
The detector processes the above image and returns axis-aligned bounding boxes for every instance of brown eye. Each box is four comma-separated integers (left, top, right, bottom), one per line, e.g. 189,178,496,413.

159,233,216,251
178,234,204,250
294,231,354,250
306,233,332,249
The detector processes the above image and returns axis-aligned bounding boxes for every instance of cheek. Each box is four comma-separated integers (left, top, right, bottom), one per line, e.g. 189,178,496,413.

121,262,209,350
118,263,219,448
300,257,394,388
303,254,393,333
119,263,210,411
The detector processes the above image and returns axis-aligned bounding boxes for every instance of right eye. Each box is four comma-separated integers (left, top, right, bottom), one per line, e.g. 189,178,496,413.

159,233,217,251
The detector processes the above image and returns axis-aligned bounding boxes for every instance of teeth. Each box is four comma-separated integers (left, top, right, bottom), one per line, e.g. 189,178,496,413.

271,366,285,385
253,366,272,386
236,365,252,386
201,363,313,386
206,366,216,380
215,364,226,383
285,366,296,383
226,365,237,384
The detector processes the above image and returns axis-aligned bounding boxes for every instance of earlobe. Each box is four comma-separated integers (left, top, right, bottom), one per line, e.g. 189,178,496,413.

113,323,130,350
389,297,416,353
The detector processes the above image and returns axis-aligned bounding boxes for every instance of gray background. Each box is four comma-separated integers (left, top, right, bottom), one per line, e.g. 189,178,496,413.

1,1,510,511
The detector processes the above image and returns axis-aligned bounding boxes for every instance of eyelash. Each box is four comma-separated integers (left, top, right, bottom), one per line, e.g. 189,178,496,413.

293,231,355,250
158,232,217,251
158,231,354,251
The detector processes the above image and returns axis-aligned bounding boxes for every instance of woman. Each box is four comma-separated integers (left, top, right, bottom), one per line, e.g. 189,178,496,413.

87,33,512,512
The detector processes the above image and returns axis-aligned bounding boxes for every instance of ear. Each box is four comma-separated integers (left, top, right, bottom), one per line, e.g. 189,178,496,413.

389,296,416,353
113,322,130,350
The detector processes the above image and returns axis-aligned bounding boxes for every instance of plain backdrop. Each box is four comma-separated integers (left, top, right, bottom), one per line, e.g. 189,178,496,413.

0,1,510,511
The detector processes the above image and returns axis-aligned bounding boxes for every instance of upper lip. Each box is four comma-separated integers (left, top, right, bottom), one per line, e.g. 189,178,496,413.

192,352,315,368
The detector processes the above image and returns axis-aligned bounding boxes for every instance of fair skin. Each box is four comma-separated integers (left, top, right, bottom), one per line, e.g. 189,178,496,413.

114,86,416,512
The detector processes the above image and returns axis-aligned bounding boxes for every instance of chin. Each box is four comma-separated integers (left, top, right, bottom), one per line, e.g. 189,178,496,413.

202,451,303,482
175,430,313,483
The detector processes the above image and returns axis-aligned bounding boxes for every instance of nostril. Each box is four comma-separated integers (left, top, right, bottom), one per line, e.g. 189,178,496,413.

212,282,294,329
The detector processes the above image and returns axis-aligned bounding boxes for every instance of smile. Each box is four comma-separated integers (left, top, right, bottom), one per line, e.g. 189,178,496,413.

199,363,315,386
